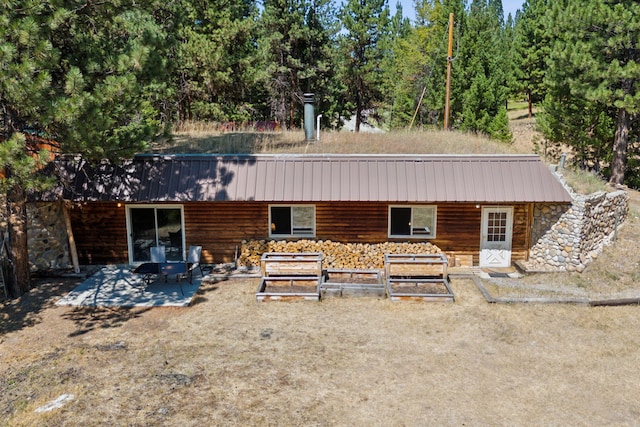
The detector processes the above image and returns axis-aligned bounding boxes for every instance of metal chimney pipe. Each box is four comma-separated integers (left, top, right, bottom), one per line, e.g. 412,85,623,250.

303,93,315,141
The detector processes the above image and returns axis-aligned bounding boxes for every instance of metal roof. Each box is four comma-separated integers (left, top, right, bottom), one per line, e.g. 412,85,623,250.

46,154,573,203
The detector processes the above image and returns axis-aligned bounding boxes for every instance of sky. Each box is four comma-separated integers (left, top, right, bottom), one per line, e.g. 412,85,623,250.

396,0,524,22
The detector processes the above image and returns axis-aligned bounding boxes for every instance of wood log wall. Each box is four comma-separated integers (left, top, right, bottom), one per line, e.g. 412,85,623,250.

69,201,532,266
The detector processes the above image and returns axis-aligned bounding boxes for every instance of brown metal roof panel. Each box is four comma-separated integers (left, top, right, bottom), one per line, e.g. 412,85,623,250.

415,162,430,201
251,159,266,201
503,162,520,202
464,161,479,202
193,159,215,201
292,160,305,200
382,161,395,201
402,162,416,201
357,161,370,201
336,160,348,201
371,161,385,201
309,161,322,200
434,161,453,201
262,159,277,201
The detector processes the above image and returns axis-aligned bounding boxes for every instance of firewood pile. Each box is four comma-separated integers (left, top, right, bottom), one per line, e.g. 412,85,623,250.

238,239,443,270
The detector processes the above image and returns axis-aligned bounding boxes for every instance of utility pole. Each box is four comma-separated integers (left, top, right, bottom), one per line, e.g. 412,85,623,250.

444,13,454,130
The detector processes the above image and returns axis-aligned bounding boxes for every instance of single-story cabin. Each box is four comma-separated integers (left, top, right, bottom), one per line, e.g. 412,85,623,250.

42,153,573,269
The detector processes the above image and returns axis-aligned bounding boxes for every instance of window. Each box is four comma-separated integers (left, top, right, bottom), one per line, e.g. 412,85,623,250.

389,206,436,238
269,205,315,237
126,205,184,263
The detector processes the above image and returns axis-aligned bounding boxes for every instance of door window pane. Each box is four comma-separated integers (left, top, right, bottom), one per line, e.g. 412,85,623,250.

157,208,183,261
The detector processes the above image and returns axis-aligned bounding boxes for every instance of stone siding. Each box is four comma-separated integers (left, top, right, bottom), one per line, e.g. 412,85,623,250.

27,202,70,271
526,175,628,272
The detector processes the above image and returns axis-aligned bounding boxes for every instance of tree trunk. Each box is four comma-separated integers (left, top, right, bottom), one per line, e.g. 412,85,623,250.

6,184,30,298
528,90,533,119
609,107,629,186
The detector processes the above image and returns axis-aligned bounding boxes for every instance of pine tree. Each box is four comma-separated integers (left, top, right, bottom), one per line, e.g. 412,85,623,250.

338,0,391,132
545,0,640,185
0,1,169,297
512,0,549,118
257,0,336,128
457,0,512,141
175,0,259,123
388,0,464,129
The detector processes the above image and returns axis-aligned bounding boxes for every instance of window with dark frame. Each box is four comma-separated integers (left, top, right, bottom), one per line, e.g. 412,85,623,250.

389,206,436,238
269,205,315,237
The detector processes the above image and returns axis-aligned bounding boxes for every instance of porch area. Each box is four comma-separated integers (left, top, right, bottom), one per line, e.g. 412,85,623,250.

55,265,204,308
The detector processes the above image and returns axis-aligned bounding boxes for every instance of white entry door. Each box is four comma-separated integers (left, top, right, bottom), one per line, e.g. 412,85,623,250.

480,206,514,268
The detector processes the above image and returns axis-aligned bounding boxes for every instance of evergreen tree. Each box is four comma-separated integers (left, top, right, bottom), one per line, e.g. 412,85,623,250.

378,1,411,128
457,0,512,141
258,0,336,128
175,0,259,123
512,0,549,118
0,1,169,297
545,0,640,185
338,0,391,132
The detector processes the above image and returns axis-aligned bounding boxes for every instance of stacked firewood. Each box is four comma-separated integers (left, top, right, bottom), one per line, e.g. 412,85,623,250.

238,239,443,270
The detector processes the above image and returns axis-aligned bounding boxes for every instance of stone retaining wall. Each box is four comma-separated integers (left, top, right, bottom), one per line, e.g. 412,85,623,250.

526,179,628,272
27,202,70,271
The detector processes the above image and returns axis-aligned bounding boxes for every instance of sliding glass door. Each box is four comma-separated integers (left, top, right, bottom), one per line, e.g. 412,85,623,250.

127,205,184,263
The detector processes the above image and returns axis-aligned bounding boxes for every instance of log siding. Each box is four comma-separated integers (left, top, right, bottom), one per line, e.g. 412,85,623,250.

69,201,535,266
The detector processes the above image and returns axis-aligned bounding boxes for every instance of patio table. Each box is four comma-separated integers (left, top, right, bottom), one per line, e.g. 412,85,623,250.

133,262,189,286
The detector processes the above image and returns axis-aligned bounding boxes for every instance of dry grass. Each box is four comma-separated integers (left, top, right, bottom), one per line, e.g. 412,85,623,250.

560,167,612,195
156,127,527,156
2,276,640,426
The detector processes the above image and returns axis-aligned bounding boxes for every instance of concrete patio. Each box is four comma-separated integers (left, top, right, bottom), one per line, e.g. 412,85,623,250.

56,265,204,308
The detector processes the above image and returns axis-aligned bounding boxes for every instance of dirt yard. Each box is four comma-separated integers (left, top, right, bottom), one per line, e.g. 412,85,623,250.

2,271,640,426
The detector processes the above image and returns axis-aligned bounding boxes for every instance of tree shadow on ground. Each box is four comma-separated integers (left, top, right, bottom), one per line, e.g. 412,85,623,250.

0,277,80,336
188,276,225,306
62,306,152,337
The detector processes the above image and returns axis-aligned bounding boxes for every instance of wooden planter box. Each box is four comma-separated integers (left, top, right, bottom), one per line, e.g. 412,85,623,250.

320,269,384,298
260,252,323,277
386,278,454,302
257,253,323,301
256,276,321,302
384,253,453,302
384,253,448,279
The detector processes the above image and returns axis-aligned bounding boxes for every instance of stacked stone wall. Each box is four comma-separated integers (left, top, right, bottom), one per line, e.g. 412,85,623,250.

27,202,70,271
527,189,628,272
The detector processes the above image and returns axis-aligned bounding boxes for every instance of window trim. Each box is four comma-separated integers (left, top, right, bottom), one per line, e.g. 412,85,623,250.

268,204,316,238
388,205,437,239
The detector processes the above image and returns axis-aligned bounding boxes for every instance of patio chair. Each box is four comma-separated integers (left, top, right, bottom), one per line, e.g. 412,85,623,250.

187,245,203,282
150,246,167,263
